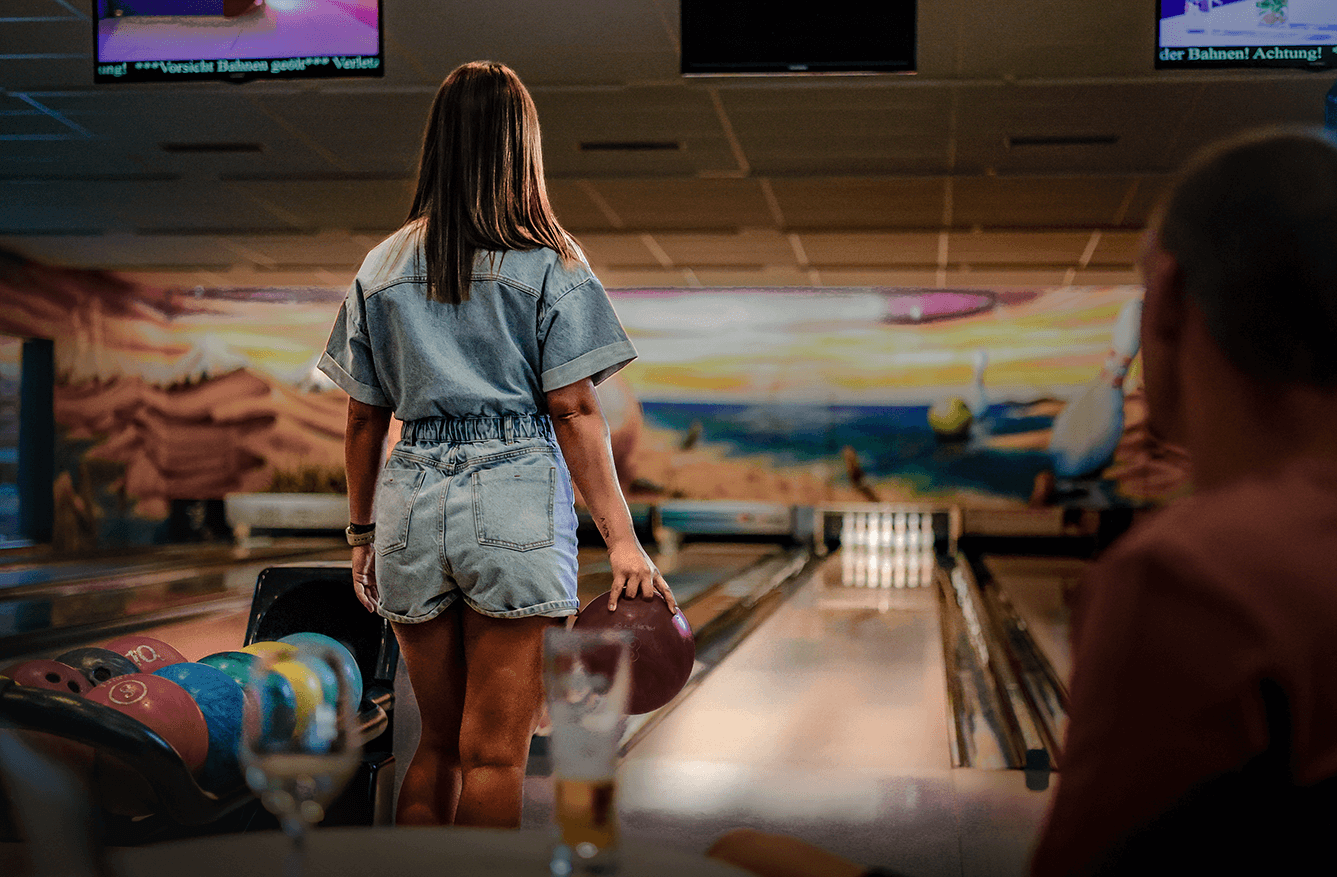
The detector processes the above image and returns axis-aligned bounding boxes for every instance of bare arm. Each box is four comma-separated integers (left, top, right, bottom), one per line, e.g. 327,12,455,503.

547,378,676,612
345,397,392,613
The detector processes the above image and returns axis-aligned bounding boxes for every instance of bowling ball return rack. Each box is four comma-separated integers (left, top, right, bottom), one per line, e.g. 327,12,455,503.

0,562,398,844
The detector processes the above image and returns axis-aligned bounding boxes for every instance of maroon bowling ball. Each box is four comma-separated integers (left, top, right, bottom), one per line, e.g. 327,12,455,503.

102,635,187,674
87,673,210,774
573,590,695,715
3,659,93,695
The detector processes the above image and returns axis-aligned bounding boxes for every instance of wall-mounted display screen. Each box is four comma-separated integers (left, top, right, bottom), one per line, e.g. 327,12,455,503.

1157,0,1337,69
93,0,383,84
681,1,915,76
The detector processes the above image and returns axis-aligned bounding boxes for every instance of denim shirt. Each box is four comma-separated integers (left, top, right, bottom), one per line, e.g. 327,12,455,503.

318,225,637,421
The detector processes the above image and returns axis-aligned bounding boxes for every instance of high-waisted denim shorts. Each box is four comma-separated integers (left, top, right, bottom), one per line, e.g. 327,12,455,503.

371,414,580,622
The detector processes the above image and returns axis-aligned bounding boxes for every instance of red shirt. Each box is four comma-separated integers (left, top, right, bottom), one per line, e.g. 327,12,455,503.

1030,457,1337,875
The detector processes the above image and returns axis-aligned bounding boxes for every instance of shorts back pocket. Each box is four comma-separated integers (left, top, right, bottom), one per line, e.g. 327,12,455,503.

375,466,426,556
472,457,556,551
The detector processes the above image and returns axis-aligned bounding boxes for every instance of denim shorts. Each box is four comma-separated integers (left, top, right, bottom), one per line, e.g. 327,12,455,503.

371,414,580,622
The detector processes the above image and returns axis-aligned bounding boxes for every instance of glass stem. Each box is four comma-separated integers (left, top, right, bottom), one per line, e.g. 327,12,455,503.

281,818,306,877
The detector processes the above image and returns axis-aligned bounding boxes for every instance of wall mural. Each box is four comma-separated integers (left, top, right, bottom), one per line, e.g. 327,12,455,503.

0,249,1190,549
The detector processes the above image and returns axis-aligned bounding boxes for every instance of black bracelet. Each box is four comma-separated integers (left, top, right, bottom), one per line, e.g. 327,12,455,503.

347,521,376,535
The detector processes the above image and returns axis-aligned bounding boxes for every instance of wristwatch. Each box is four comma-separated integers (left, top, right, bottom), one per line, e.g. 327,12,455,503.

346,522,375,546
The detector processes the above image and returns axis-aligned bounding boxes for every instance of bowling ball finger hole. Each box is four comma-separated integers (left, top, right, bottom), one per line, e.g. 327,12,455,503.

93,668,113,682
43,672,60,683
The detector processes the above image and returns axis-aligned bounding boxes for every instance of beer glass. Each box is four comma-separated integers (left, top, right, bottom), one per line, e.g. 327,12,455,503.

543,627,632,876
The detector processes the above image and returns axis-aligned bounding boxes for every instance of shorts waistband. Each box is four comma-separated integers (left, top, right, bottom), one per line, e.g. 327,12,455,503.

401,414,554,444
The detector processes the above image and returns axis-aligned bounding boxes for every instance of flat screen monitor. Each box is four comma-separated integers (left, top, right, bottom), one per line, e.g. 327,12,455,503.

680,1,915,76
1157,0,1337,69
93,0,384,84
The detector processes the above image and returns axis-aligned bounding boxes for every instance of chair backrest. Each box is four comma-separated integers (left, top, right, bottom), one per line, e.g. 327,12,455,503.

244,563,398,695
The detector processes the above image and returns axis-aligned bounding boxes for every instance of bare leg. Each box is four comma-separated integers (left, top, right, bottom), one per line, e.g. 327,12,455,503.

391,602,466,825
453,607,557,828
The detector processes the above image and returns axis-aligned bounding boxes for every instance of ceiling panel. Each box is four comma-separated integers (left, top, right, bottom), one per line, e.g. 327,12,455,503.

946,231,1092,265
220,231,370,269
1,181,121,233
950,0,1150,78
720,84,955,175
689,266,814,288
769,179,948,229
952,176,1138,229
224,178,415,233
588,179,774,229
650,229,793,267
37,91,340,178
383,0,678,87
537,87,736,178
797,232,941,266
1,0,79,17
1088,230,1145,266
0,0,1329,289
0,232,237,269
548,181,620,232
247,91,432,174
1168,76,1337,164
571,233,657,268
0,17,86,56
952,81,1202,175
601,268,699,289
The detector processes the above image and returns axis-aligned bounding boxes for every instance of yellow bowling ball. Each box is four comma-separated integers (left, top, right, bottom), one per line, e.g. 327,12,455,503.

928,397,973,440
240,641,298,662
271,659,324,735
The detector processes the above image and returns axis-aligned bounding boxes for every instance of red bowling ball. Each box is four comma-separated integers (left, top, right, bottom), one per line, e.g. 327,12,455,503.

87,673,210,774
102,634,188,674
573,590,695,715
3,659,93,696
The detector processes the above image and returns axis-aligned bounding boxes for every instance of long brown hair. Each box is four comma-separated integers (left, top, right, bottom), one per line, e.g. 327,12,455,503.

406,61,578,304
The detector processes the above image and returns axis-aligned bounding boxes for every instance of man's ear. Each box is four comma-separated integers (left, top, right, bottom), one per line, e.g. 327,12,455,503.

1141,243,1186,344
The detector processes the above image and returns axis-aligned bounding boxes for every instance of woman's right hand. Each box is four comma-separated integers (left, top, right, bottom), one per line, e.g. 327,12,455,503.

607,541,677,614
351,544,379,613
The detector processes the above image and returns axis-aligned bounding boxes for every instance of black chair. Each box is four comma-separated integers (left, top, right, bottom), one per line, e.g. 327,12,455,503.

243,562,400,827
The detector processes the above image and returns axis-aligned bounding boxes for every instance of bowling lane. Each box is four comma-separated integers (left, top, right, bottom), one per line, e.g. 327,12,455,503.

0,540,350,663
980,555,1084,687
608,542,1054,877
574,542,783,608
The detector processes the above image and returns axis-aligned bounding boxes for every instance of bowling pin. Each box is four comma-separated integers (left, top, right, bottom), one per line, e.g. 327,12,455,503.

1047,298,1143,479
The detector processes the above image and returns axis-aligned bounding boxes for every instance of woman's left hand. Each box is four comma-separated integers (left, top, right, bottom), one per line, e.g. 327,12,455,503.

351,544,379,613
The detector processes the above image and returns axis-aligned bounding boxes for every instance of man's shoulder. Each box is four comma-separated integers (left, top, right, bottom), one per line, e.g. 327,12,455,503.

1092,460,1337,609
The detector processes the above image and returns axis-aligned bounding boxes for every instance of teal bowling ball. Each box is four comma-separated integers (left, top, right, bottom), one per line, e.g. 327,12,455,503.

279,632,364,710
198,651,297,743
154,662,245,792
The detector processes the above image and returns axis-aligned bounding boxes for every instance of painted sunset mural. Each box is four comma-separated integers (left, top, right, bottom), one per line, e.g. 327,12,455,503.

0,249,1188,547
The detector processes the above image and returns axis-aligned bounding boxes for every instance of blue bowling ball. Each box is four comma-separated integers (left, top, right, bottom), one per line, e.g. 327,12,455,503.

198,650,297,744
279,632,364,710
154,662,245,792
